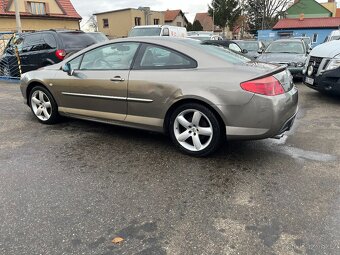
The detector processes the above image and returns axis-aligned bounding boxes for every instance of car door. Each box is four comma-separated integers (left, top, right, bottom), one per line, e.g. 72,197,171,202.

53,42,140,121
127,43,197,127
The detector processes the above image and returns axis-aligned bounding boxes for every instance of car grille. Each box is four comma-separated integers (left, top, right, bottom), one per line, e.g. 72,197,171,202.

308,56,323,76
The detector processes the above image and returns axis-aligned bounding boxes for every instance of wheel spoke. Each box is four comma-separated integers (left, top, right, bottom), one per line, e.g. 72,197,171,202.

42,108,50,119
32,97,41,105
199,127,212,136
177,115,191,128
44,101,51,108
36,106,43,116
38,91,45,102
192,111,202,126
177,131,191,142
192,135,202,150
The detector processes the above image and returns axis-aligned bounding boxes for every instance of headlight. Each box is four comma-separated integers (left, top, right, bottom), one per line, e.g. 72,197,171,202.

297,62,304,67
325,56,340,71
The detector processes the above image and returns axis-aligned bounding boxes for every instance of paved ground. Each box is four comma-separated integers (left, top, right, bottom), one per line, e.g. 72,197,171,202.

0,80,339,255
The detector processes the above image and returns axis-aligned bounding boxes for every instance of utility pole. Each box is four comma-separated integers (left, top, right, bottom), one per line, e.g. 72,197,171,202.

14,0,22,33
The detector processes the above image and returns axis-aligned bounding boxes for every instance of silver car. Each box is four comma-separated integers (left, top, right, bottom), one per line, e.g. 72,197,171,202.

20,37,298,156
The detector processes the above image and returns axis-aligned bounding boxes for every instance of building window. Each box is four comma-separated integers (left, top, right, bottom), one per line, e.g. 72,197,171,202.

312,33,318,43
30,2,46,15
135,17,141,26
103,19,109,28
154,19,159,25
177,22,182,27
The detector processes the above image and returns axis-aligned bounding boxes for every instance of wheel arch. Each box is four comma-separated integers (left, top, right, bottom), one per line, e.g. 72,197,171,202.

163,98,226,135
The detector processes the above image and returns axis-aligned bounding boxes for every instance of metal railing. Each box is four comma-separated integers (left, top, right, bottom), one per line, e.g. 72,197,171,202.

0,32,21,80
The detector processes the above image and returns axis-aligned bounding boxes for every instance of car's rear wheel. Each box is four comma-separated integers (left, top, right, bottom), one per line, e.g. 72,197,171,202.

29,86,59,124
169,103,224,156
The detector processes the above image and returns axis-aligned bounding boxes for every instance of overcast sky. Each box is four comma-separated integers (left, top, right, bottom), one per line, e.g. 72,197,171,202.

71,0,339,27
71,0,212,25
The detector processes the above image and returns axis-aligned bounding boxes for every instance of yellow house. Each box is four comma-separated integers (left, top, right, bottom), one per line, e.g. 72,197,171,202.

0,0,81,32
321,0,337,17
95,8,165,39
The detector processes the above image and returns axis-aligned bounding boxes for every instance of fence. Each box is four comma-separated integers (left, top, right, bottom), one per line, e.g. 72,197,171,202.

0,32,20,80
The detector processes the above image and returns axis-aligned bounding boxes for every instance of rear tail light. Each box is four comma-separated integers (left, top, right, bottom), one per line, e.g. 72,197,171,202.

240,76,285,96
55,49,66,60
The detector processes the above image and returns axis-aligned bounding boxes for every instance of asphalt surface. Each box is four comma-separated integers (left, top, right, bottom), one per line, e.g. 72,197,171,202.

0,80,339,255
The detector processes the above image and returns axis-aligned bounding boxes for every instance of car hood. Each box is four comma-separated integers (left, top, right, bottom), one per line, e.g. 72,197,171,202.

309,40,340,58
257,53,306,64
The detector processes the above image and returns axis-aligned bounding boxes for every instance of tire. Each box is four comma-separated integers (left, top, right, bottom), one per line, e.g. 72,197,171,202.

169,103,224,157
29,86,60,124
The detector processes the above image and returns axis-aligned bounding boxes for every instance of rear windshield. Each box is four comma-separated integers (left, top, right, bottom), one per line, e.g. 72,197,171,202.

184,39,250,64
129,28,162,37
237,41,259,51
59,32,97,49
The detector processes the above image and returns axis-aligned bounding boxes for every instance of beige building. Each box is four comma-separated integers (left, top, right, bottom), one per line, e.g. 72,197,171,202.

164,9,188,27
0,0,81,32
95,8,165,38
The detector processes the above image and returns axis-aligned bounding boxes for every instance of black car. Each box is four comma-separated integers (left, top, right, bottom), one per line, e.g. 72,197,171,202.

0,30,98,77
202,40,248,55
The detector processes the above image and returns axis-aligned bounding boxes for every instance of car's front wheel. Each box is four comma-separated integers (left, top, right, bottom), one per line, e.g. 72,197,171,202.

169,103,224,157
29,86,59,124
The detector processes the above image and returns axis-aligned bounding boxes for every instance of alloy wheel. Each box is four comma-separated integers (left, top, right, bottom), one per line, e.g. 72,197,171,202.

174,109,213,152
30,90,52,121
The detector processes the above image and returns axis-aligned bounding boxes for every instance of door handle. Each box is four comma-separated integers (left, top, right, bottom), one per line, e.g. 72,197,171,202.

110,76,125,82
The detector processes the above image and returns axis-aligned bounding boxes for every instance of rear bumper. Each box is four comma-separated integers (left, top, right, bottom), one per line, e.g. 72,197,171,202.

303,68,340,95
222,86,298,140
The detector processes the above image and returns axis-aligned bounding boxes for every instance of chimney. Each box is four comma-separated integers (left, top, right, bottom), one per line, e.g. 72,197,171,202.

299,13,304,21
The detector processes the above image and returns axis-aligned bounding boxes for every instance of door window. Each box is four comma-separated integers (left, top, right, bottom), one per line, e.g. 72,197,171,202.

22,34,44,52
137,45,197,69
68,55,83,70
79,42,140,70
229,43,242,52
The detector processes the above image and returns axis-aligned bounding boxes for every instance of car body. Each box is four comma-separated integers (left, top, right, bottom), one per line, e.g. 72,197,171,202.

20,37,298,156
202,40,248,55
128,25,187,38
0,30,98,77
257,39,308,78
303,40,340,95
233,40,266,59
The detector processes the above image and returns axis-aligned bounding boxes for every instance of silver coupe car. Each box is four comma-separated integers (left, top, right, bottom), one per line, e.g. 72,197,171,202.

20,37,298,156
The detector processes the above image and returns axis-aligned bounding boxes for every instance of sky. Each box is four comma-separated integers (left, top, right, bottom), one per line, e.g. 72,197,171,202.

71,0,212,26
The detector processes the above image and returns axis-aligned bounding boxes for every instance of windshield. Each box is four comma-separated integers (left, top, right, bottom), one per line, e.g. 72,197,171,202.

128,28,162,37
237,41,259,51
59,32,97,49
184,39,250,64
265,41,304,54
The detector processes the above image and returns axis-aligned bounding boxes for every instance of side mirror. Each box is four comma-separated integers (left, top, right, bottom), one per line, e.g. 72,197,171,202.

62,63,74,76
162,28,169,36
257,49,263,54
242,49,248,54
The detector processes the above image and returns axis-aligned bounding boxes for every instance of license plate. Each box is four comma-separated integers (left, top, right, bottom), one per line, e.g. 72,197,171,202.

305,77,314,85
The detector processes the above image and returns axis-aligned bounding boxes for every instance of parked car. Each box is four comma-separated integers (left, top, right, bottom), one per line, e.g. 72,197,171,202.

303,40,340,95
20,37,298,156
86,32,109,42
257,39,308,78
294,36,312,49
188,32,223,41
233,40,266,59
128,25,187,38
202,40,249,55
0,30,98,77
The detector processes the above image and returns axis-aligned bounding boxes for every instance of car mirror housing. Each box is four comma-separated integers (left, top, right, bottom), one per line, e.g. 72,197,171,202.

242,49,248,54
62,63,74,76
257,49,263,54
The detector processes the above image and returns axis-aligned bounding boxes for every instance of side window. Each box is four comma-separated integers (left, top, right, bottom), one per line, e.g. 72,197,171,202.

79,42,139,70
229,43,242,52
68,55,83,70
43,34,57,50
22,34,44,52
138,45,197,69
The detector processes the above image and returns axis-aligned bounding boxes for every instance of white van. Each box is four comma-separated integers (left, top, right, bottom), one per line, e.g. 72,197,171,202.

324,30,340,42
128,25,187,38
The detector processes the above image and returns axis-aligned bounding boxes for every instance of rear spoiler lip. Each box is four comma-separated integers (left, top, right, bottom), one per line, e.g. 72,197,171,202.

242,64,287,83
